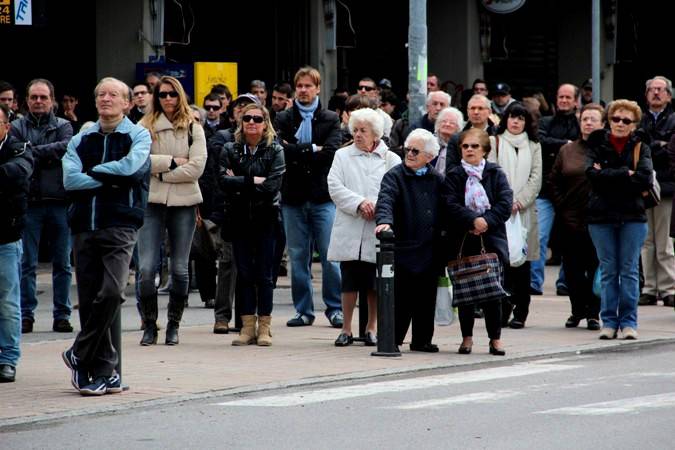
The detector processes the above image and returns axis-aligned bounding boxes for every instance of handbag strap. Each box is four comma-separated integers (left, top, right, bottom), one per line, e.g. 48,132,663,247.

632,142,641,171
457,233,487,260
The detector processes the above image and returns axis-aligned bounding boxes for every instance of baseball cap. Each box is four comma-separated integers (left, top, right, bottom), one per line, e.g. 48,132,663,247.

493,82,511,95
231,93,260,107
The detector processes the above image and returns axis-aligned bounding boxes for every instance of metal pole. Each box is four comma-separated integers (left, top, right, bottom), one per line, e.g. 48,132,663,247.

592,0,601,104
372,230,401,357
408,0,427,127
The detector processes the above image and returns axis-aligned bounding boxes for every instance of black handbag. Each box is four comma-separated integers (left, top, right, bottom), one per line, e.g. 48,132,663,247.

633,142,660,209
192,209,221,260
447,234,507,307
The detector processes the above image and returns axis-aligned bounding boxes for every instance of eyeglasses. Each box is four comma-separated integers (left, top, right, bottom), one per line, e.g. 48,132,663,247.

461,143,481,150
204,105,221,111
158,91,179,99
242,115,264,124
647,86,666,93
404,147,422,156
29,95,50,101
133,91,149,96
358,85,376,92
610,116,634,125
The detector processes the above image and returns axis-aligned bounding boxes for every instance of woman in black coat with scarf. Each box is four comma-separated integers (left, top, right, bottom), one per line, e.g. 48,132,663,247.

445,128,513,355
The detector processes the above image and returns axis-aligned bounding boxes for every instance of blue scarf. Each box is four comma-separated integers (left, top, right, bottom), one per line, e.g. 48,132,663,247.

294,97,319,144
415,167,428,176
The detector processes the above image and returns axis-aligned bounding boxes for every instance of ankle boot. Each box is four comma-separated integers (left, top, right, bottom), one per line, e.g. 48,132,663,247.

165,320,180,345
232,315,257,346
140,322,158,346
257,316,272,346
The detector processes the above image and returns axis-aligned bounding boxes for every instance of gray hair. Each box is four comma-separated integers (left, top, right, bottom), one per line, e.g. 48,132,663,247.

646,76,672,95
94,77,131,101
250,79,266,90
426,90,451,106
348,108,384,139
467,94,491,109
435,107,465,133
404,128,440,158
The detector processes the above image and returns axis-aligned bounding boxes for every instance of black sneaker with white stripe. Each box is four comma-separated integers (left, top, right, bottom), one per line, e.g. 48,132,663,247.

62,348,90,391
79,376,108,396
105,372,122,394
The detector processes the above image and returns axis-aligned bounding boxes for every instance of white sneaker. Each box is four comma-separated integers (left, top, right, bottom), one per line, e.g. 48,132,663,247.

621,327,638,340
598,327,617,340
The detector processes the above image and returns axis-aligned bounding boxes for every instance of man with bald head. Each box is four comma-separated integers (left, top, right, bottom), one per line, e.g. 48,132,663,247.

531,83,580,296
61,77,151,395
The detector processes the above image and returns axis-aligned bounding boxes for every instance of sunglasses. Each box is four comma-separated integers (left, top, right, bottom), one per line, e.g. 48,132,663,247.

461,143,481,150
204,105,221,111
358,85,376,92
158,91,179,99
242,115,264,124
610,116,634,125
404,147,422,156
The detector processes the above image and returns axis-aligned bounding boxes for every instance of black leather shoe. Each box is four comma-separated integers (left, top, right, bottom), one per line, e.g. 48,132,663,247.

458,345,472,354
165,321,179,345
364,331,377,346
662,295,675,307
53,319,74,333
508,319,525,329
0,364,16,382
334,332,353,347
489,343,506,356
565,315,581,328
410,343,439,353
556,286,569,296
140,323,158,346
204,298,215,309
21,318,33,334
639,293,657,305
587,318,601,331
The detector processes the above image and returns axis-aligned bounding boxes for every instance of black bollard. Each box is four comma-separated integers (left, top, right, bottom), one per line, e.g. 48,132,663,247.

372,229,401,357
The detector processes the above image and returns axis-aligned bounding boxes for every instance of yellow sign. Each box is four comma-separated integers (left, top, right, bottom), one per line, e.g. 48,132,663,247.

0,0,10,25
194,62,238,106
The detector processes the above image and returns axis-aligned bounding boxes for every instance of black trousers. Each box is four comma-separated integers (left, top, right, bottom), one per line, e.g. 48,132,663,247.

459,300,502,340
194,250,216,302
394,267,437,346
503,261,531,323
561,227,600,320
232,227,276,316
214,241,237,323
72,227,136,378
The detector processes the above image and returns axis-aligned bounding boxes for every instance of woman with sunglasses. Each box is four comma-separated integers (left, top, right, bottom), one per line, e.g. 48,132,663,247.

327,108,401,347
488,102,542,329
138,76,207,346
218,103,285,346
445,128,513,355
375,128,445,352
586,99,653,340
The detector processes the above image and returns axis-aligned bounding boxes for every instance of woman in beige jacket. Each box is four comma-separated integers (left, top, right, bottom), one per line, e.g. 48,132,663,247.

138,76,207,346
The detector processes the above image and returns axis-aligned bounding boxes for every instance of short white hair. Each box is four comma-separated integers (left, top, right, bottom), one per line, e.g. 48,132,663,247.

404,128,440,158
426,91,451,106
467,94,491,109
348,108,384,139
435,107,465,133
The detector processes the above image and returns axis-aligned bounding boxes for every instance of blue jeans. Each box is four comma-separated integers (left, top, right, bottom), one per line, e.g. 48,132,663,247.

282,201,341,319
531,198,567,291
589,222,648,330
138,204,196,304
0,241,23,367
21,203,72,322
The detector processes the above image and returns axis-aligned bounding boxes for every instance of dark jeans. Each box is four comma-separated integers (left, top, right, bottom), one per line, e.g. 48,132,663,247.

459,300,502,340
394,267,437,346
232,228,276,316
214,241,237,323
72,227,136,378
561,227,600,320
503,261,531,324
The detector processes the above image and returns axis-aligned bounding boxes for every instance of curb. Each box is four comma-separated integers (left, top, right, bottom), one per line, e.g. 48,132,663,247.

2,336,675,430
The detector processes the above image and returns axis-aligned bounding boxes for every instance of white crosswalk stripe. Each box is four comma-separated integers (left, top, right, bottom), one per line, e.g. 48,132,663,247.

390,390,522,410
535,392,675,416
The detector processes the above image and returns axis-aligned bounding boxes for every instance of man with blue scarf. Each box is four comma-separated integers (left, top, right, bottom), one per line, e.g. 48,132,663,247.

274,66,343,328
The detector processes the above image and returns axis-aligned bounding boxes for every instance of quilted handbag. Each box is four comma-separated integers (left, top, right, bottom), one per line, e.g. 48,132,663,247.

447,234,507,307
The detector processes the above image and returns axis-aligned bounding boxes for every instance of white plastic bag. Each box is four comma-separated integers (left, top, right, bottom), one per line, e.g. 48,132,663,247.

435,273,455,326
506,212,528,267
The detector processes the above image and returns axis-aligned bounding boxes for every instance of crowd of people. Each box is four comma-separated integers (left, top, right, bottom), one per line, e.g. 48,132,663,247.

0,68,673,398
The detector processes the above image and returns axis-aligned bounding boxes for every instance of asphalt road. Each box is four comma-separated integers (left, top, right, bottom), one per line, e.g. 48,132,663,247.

3,343,675,449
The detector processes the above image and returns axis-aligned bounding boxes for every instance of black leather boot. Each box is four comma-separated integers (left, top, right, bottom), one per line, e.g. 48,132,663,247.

140,322,158,346
165,320,179,345
140,295,159,346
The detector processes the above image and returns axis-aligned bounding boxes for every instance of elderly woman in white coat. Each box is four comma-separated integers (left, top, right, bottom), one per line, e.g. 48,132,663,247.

138,76,207,346
488,102,542,329
327,108,401,346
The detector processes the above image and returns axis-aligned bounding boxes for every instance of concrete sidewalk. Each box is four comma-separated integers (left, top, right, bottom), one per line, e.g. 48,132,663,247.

2,266,675,427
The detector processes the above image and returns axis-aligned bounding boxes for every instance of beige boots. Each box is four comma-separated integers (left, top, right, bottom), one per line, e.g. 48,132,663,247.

231,315,272,346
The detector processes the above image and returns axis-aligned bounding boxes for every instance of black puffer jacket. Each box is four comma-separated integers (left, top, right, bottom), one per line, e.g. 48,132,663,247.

10,111,73,203
375,163,447,273
0,135,33,244
217,140,285,231
639,105,675,196
538,112,580,199
585,129,653,224
274,102,341,205
444,161,513,268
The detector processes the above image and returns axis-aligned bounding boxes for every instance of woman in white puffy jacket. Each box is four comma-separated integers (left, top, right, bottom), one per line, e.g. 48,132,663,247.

327,108,401,347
